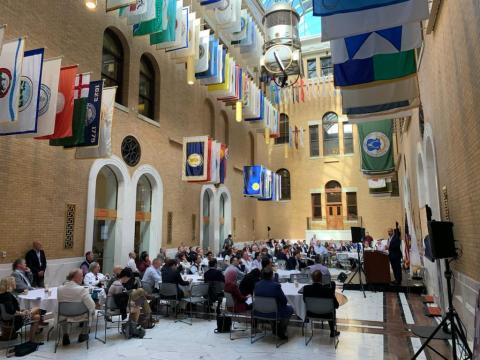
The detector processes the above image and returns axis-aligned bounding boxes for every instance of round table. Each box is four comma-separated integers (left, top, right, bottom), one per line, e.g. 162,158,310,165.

17,288,58,314
275,269,301,280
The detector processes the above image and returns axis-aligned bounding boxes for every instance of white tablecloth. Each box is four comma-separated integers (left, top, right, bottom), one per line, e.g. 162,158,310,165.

17,288,58,314
276,270,301,279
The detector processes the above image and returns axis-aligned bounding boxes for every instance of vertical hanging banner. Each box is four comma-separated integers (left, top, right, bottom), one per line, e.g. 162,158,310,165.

0,38,25,123
25,57,61,137
75,86,117,159
106,0,136,12
243,165,263,197
36,65,77,139
133,0,163,36
357,119,395,174
182,135,210,181
0,25,5,52
0,48,44,135
77,80,103,147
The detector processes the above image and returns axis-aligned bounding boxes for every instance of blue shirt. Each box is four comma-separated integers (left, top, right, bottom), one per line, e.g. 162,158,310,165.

142,266,161,288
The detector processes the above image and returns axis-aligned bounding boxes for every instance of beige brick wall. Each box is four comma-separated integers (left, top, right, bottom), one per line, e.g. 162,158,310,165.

0,0,262,263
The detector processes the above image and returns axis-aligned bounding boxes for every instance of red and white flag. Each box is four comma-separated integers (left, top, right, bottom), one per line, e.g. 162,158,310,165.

74,72,90,99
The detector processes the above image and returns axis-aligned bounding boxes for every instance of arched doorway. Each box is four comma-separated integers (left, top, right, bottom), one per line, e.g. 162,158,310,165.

135,175,152,256
325,180,343,229
217,188,232,253
92,166,118,273
201,188,214,251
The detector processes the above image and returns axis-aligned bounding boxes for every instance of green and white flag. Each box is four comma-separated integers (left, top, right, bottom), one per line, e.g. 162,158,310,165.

133,0,163,36
358,119,394,174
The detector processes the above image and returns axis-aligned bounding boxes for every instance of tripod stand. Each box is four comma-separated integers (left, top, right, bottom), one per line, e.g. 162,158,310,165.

343,243,366,298
412,258,472,359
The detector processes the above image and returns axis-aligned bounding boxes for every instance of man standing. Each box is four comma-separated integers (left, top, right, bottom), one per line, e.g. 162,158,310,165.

80,251,94,276
57,268,96,346
223,234,233,250
25,241,47,287
387,228,402,285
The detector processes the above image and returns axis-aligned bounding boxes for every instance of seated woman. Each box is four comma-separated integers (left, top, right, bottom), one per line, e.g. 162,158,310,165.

224,269,251,313
0,277,41,341
178,253,191,273
302,270,340,338
84,262,106,304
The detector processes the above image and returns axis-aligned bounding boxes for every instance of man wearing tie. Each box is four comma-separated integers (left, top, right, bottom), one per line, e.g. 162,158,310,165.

386,227,402,285
25,241,47,287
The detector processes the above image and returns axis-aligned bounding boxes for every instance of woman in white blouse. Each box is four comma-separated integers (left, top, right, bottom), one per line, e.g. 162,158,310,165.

84,262,106,287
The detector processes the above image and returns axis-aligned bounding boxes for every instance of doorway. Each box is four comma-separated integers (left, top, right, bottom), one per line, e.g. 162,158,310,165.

325,180,343,230
134,175,152,256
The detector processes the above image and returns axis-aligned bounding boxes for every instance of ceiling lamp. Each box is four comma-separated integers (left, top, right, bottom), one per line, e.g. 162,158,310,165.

260,3,303,88
85,0,97,9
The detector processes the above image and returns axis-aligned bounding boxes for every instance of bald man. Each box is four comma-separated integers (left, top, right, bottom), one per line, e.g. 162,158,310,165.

25,241,47,287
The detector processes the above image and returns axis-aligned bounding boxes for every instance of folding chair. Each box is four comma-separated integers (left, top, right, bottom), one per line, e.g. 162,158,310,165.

224,292,250,340
208,281,224,316
289,273,311,284
0,304,34,358
55,302,90,353
158,283,179,318
179,283,210,325
303,297,338,348
95,296,125,344
251,296,287,348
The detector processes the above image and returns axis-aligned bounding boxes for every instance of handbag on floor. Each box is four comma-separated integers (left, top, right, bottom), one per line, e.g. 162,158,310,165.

12,341,39,357
214,315,232,333
121,320,146,339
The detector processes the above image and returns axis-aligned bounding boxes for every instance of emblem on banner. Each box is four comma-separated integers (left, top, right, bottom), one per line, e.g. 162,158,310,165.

56,92,65,114
38,84,51,116
251,182,260,191
363,131,390,157
86,103,96,126
19,76,33,112
0,68,12,98
187,153,203,167
199,44,205,59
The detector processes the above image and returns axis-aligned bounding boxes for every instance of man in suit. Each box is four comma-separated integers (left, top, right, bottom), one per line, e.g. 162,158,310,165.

302,270,340,337
161,259,191,299
25,241,47,287
387,227,403,285
57,268,96,346
204,259,225,314
286,250,307,271
254,267,293,340
11,258,34,293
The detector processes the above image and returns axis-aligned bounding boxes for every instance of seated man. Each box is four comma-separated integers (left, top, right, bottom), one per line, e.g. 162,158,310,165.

286,250,307,271
254,267,293,340
11,259,35,293
141,258,162,293
302,270,340,338
239,268,261,296
57,268,96,345
204,259,225,314
161,259,191,299
309,255,331,283
105,265,123,294
224,256,245,282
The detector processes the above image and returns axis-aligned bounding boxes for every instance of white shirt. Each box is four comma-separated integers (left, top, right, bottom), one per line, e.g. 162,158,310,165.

201,258,209,266
376,241,388,252
241,259,253,273
84,272,106,286
127,258,139,272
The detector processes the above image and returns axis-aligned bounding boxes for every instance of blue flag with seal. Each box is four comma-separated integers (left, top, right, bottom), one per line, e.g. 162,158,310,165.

243,165,263,197
182,136,210,181
75,80,103,147
357,119,395,174
313,0,408,16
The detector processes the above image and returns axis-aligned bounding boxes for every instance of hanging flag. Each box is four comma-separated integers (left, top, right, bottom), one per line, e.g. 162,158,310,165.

106,0,136,11
313,0,410,16
75,86,117,159
72,80,103,147
195,30,210,73
126,0,155,25
368,178,387,189
150,0,177,46
358,119,395,174
219,144,228,184
182,136,210,181
0,48,44,136
0,38,25,123
22,57,61,137
0,25,5,50
243,165,264,197
74,72,90,99
294,125,299,149
341,74,419,110
49,97,88,147
346,99,418,122
331,23,422,64
36,65,77,139
317,0,429,41
334,50,416,87
133,0,163,36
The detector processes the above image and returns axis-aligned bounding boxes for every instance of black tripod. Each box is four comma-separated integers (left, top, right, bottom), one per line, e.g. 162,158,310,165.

412,258,472,359
343,243,366,298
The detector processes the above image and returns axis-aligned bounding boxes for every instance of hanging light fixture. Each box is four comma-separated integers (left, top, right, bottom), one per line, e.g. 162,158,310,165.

235,101,242,122
85,0,97,10
186,56,195,85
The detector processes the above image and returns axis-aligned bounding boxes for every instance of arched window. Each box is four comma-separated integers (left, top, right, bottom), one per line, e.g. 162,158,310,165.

102,28,124,105
322,112,339,156
138,54,156,119
135,175,152,255
343,121,354,154
249,132,255,165
277,168,291,200
275,113,289,144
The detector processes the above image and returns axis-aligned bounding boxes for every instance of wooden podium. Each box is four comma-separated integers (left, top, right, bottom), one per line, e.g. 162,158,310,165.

364,250,391,284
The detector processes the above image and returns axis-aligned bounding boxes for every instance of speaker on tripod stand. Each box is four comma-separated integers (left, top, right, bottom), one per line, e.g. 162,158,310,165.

411,220,472,360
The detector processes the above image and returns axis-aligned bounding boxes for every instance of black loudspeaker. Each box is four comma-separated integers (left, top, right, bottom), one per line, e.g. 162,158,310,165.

351,227,363,243
428,221,457,259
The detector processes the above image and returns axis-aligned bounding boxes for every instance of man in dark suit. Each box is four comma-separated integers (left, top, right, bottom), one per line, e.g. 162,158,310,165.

302,270,340,337
204,259,225,314
286,250,307,271
161,259,191,299
387,227,403,285
254,267,293,340
25,241,47,287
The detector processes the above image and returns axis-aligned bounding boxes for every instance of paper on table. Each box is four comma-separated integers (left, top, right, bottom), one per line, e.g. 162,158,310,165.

246,297,253,305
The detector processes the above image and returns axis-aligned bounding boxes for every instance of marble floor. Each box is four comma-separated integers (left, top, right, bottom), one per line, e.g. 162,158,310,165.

9,290,452,360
